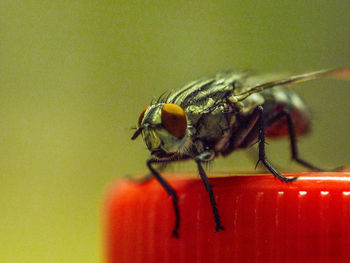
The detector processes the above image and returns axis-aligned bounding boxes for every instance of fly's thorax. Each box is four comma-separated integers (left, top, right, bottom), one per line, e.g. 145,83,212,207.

184,100,239,153
137,103,192,159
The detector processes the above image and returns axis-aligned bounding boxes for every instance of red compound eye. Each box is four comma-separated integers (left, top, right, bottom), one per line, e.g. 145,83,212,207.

138,106,150,126
161,104,187,138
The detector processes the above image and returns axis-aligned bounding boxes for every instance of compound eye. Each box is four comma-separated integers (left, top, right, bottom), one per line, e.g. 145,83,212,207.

138,106,150,126
161,103,187,138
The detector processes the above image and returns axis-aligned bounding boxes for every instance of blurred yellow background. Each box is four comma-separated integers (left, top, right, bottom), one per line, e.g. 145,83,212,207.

1,1,349,262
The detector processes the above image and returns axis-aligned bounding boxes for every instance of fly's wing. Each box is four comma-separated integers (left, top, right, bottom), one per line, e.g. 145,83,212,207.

237,68,350,100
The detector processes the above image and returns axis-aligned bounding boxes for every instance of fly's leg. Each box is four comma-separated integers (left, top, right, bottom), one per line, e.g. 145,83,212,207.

256,106,297,182
147,158,180,238
266,109,328,171
195,152,225,232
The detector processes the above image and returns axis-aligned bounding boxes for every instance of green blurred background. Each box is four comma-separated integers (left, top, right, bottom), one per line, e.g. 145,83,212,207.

1,1,349,262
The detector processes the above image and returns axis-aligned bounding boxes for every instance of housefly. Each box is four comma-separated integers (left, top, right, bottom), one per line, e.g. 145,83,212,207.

131,68,350,237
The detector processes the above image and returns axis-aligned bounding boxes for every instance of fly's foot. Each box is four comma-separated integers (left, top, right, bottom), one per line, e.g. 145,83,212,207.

271,169,298,183
295,158,346,173
216,224,225,232
280,175,298,183
330,165,346,172
172,229,179,238
260,159,298,183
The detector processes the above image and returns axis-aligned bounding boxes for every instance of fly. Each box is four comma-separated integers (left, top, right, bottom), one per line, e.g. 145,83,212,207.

131,68,350,237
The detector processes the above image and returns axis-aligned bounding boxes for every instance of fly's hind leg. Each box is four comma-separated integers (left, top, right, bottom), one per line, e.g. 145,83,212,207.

256,106,298,182
266,108,334,172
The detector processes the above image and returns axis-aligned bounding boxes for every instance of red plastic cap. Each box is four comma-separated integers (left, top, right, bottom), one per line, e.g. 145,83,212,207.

104,172,350,263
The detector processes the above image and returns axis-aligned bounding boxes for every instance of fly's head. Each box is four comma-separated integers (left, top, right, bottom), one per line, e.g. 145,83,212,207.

131,103,190,160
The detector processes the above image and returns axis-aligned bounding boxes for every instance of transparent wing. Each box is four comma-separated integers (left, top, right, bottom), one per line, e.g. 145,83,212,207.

237,68,350,100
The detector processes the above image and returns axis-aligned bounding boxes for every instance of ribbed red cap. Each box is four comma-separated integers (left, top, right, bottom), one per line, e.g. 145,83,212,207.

104,172,350,263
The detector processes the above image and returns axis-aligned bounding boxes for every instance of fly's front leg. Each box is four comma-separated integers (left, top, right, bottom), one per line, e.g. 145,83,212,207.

256,106,297,182
147,158,180,238
195,151,225,232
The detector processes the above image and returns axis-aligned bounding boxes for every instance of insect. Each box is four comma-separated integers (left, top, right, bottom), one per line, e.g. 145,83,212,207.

131,68,350,237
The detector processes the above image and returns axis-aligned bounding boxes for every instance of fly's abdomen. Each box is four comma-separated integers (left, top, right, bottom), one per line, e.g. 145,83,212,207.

261,87,311,137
